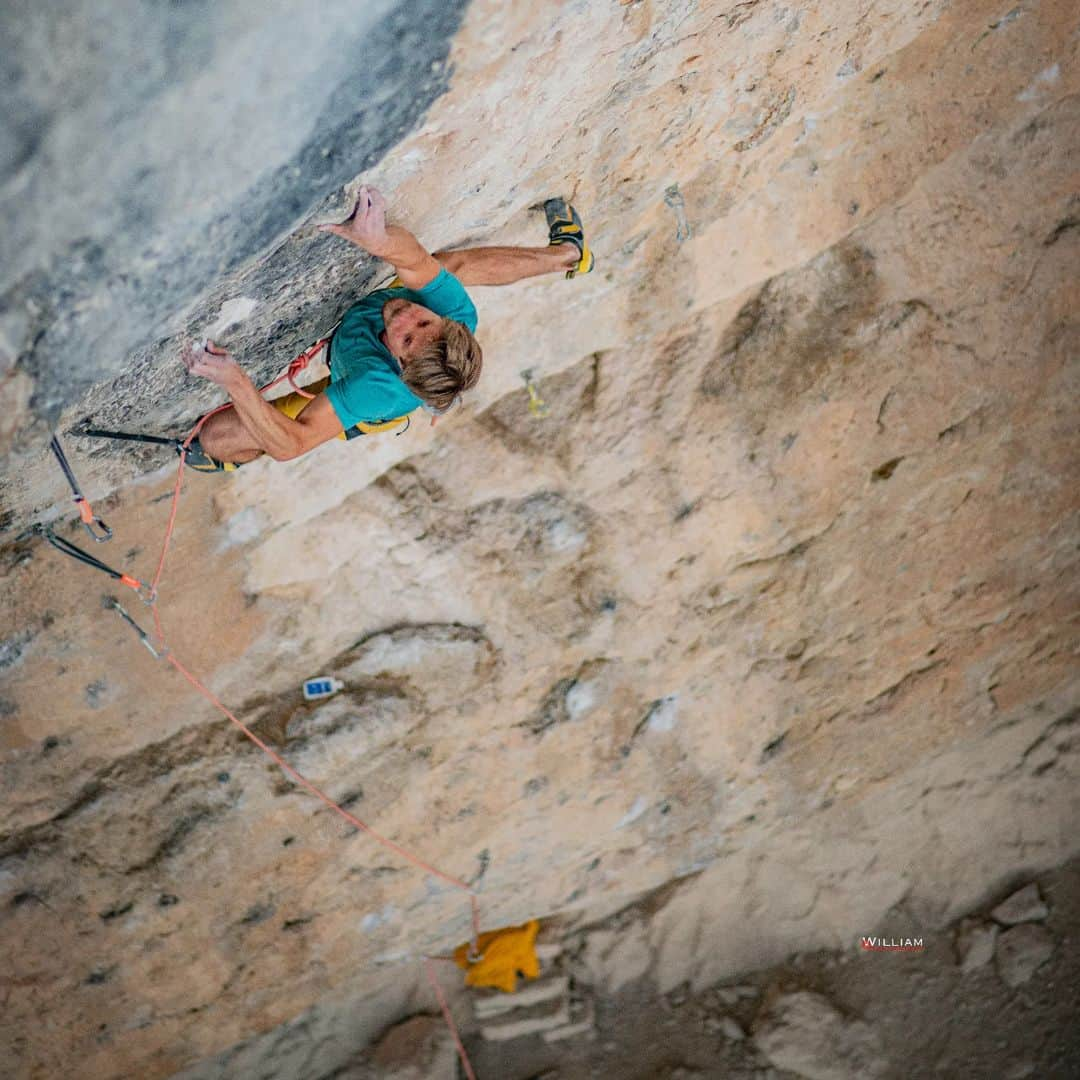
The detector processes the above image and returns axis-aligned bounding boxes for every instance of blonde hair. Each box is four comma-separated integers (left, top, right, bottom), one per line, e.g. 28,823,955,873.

402,320,483,412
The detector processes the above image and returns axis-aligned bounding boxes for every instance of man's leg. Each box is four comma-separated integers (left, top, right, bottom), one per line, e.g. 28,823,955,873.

196,371,334,466
196,408,265,465
434,244,578,287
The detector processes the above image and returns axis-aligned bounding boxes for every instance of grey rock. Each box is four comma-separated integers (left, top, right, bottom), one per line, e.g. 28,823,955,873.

1004,1061,1036,1079
995,924,1054,987
720,1016,746,1041
370,1014,456,1079
954,918,998,971
716,982,758,1005
0,0,469,435
991,884,1049,926
753,991,888,1080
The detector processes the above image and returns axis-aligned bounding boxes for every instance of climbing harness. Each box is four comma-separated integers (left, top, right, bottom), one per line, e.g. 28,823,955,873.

76,336,331,454
49,434,111,541
75,336,417,459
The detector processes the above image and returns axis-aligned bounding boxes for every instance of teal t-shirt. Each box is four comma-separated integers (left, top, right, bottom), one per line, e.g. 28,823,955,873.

325,268,478,428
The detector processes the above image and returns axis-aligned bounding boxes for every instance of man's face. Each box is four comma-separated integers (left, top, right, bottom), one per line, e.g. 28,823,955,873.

381,299,443,364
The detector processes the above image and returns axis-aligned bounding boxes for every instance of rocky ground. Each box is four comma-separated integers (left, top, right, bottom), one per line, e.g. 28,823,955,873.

342,863,1080,1079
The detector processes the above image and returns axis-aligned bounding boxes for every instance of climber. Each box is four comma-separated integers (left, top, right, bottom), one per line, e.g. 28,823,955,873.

180,186,594,470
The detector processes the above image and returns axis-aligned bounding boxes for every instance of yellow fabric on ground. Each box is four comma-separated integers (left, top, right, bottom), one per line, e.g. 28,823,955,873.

454,919,541,993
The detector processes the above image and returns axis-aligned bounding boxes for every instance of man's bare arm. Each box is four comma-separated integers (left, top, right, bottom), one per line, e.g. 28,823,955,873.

434,245,578,286
373,225,441,290
319,186,440,290
183,343,343,461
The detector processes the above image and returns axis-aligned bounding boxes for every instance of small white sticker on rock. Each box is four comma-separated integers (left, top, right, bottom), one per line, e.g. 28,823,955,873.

359,904,397,933
566,679,600,721
719,1015,746,1041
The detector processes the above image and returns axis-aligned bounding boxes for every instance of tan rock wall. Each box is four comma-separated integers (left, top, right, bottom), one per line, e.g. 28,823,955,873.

1,1,1077,1076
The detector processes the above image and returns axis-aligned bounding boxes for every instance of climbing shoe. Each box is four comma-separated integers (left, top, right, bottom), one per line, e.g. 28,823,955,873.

180,437,241,473
543,197,594,279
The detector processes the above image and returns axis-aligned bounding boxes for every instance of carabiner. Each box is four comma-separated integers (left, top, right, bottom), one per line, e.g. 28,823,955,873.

108,599,167,659
77,497,112,543
50,434,112,542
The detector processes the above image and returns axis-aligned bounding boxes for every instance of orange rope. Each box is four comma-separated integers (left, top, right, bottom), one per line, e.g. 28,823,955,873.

164,647,480,901
424,957,478,1080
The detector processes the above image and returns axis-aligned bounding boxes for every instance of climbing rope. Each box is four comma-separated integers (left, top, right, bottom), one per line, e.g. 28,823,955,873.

283,338,329,398
425,958,478,1080
43,337,484,1077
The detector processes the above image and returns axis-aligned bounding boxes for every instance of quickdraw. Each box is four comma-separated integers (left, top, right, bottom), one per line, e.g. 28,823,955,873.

39,525,154,604
72,429,179,448
107,598,168,659
520,368,549,419
49,434,111,541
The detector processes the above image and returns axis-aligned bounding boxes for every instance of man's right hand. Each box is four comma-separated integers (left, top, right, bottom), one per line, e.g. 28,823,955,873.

182,340,246,391
318,185,390,254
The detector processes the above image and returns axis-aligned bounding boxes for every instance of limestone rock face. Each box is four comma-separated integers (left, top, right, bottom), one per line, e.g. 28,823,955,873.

954,918,998,972
991,884,1050,926
582,920,653,993
995,924,1055,988
1,1,1078,1078
752,991,887,1080
337,623,498,712
366,1014,457,1080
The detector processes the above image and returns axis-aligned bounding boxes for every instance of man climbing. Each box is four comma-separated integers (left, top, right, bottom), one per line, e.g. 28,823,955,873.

181,186,593,470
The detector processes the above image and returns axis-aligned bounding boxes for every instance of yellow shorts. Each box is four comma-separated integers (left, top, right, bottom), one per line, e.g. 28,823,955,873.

272,376,410,439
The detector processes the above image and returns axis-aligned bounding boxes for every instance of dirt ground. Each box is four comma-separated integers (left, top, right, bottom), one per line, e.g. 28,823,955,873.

460,857,1080,1080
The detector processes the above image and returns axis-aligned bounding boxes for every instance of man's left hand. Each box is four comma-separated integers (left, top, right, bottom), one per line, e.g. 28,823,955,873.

182,340,245,389
318,185,390,254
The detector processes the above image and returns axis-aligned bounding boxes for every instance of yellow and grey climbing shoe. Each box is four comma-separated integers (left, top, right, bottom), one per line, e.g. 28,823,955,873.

181,437,241,473
544,197,594,279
